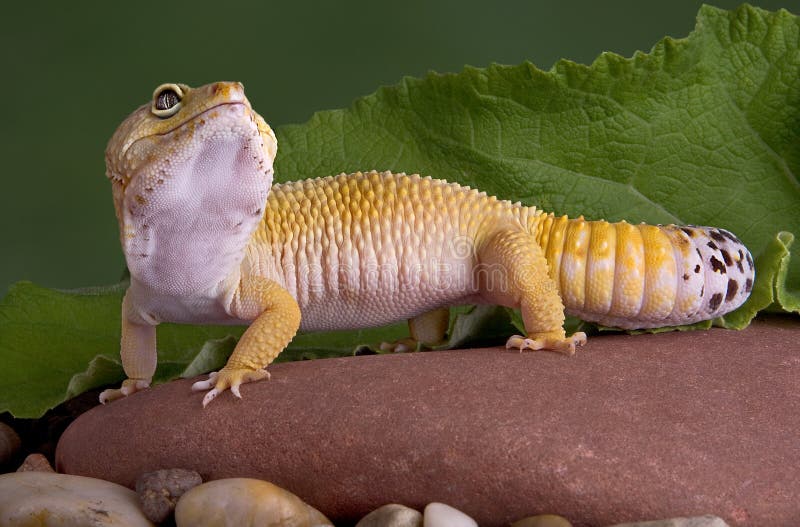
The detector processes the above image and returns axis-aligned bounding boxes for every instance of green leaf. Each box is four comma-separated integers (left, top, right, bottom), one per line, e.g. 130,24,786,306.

434,305,518,350
718,231,799,328
0,281,248,418
2,4,799,418
276,4,800,290
0,281,125,417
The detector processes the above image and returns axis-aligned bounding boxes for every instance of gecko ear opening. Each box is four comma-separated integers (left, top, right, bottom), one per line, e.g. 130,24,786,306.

255,114,278,162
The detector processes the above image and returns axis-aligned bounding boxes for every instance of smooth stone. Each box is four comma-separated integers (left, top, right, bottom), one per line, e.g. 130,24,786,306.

174,478,332,527
0,471,154,526
136,468,202,523
356,504,422,527
56,317,800,526
609,516,730,527
17,453,55,472
511,514,573,527
0,422,21,468
423,502,477,527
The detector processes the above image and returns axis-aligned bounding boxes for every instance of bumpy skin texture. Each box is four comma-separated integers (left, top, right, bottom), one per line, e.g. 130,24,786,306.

100,82,754,406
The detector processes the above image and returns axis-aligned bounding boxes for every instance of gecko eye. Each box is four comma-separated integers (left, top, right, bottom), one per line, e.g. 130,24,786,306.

151,83,184,118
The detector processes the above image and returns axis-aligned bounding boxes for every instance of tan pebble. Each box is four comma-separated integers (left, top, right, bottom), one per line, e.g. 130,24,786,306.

16,453,55,472
0,471,154,526
356,503,422,527
174,478,331,527
511,514,573,527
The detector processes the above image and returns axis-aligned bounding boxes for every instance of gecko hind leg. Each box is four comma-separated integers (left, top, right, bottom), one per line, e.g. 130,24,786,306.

477,228,587,355
379,307,450,352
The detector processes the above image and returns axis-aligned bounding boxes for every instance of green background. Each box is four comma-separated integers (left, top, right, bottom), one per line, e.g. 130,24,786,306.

1,1,796,294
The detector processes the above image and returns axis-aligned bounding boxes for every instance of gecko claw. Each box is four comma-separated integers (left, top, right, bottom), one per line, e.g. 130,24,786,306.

506,335,544,351
202,389,220,407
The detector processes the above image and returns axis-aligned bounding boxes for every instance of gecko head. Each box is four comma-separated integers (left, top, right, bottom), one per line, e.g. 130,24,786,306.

106,81,277,185
104,81,277,257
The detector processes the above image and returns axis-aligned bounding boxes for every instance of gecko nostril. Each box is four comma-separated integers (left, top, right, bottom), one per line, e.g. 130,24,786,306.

211,82,246,102
212,82,231,96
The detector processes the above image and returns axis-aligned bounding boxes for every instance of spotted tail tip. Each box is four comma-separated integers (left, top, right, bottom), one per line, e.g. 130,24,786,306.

680,225,754,319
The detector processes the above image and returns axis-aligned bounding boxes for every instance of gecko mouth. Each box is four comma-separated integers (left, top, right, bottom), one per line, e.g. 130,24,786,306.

155,101,251,137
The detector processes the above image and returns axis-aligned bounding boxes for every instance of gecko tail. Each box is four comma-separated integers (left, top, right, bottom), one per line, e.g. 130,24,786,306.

672,224,754,320
536,216,754,330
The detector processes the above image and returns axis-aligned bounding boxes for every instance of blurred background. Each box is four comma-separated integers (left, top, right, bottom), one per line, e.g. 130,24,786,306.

0,0,796,295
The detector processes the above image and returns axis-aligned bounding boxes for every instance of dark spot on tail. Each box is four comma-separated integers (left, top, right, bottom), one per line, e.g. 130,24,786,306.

746,252,754,270
707,241,718,250
700,285,705,297
745,278,753,293
709,293,723,311
710,255,726,274
726,279,739,302
709,230,726,243
720,229,741,243
681,227,696,237
694,264,701,274
683,273,690,281
720,249,733,266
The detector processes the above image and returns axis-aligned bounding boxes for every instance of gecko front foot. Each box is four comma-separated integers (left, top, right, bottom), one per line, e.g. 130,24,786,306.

191,367,271,407
99,378,151,404
505,331,587,356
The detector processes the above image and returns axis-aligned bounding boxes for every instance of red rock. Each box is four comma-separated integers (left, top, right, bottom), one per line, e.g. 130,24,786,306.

56,317,800,527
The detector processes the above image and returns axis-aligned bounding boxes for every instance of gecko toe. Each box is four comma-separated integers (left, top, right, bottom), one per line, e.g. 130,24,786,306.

191,376,215,392
202,389,220,407
505,335,525,349
99,379,151,404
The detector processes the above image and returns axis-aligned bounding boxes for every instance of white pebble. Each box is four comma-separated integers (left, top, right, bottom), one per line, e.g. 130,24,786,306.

424,502,478,527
